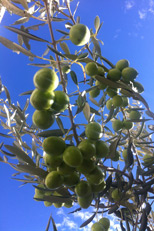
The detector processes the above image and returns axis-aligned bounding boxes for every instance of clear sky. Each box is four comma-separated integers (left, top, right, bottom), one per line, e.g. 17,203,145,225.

1,0,154,231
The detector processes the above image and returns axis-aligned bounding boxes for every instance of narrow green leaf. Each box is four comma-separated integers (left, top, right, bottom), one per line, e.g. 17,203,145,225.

56,117,65,135
108,136,121,160
77,52,89,60
5,26,49,43
83,102,90,121
4,144,35,166
51,216,58,231
56,29,69,35
94,15,100,33
104,106,115,123
4,86,11,104
60,42,70,54
17,164,47,178
90,106,100,116
0,36,36,57
19,90,33,96
48,45,65,58
70,70,78,85
80,213,96,228
12,17,29,26
91,36,101,55
45,214,52,231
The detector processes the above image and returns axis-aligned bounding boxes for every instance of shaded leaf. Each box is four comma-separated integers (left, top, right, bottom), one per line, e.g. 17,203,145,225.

80,213,96,228
70,70,78,85
45,214,52,231
37,129,68,137
90,106,100,116
5,26,49,43
0,133,13,138
51,216,58,231
139,210,147,231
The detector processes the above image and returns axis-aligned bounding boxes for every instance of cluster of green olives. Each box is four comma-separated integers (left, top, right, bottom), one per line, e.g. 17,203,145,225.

30,68,69,130
91,217,110,231
34,121,117,209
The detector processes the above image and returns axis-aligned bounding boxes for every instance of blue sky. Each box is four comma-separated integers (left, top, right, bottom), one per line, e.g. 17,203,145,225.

1,0,154,230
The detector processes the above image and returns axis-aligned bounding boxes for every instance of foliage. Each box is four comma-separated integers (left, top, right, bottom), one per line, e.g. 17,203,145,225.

1,0,154,230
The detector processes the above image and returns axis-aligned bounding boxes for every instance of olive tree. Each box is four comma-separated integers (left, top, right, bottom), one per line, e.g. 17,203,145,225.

1,0,154,230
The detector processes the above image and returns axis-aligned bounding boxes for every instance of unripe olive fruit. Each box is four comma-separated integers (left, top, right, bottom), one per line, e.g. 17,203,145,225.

91,222,105,231
116,59,129,71
122,96,129,107
42,136,66,155
106,87,117,97
63,146,83,167
85,62,98,76
32,110,55,129
112,119,123,132
112,95,123,107
129,110,141,120
107,68,121,81
143,154,153,163
123,120,134,130
99,217,110,230
51,90,69,112
111,188,122,201
77,193,93,209
86,166,105,185
44,201,52,207
89,87,100,98
78,139,96,159
95,140,109,158
57,161,75,175
85,122,103,140
43,152,63,168
63,172,80,186
111,150,120,161
75,180,92,197
97,66,105,76
95,79,107,90
76,159,95,174
30,89,55,110
106,99,114,110
45,171,64,189
91,180,106,193
69,24,90,46
122,67,138,82
33,68,59,91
